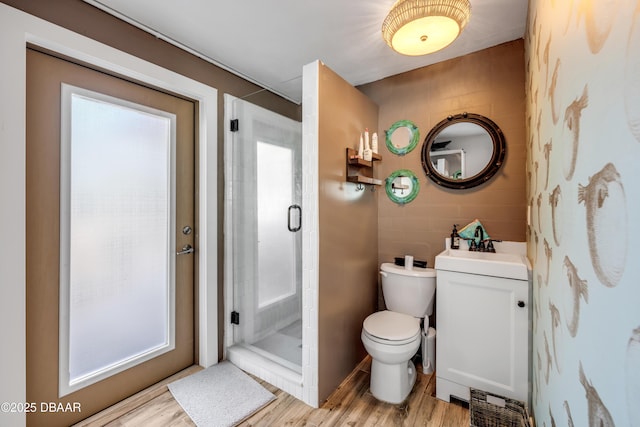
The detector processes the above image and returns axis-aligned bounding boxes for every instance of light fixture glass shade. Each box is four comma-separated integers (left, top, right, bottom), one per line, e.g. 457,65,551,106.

382,0,471,56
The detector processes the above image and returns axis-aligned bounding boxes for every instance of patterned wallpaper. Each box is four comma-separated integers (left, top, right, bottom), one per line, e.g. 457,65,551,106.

526,0,640,425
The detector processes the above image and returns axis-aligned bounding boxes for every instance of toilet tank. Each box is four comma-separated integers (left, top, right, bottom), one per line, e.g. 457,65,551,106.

380,263,437,317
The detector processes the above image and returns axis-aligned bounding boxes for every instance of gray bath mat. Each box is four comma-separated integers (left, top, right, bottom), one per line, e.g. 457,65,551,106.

168,361,275,427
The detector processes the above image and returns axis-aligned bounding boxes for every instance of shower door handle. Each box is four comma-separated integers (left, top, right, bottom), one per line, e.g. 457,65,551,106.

288,204,301,232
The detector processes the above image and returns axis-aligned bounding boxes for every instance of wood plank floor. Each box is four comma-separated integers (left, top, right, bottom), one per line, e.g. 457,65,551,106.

78,357,469,426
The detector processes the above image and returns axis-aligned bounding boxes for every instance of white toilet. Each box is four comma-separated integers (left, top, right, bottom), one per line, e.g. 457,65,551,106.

361,262,436,404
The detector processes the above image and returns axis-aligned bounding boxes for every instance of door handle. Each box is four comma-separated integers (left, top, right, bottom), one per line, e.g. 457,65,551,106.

287,204,302,232
176,244,194,255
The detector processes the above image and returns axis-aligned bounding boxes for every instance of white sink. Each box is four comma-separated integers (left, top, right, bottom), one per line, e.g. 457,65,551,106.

435,246,530,280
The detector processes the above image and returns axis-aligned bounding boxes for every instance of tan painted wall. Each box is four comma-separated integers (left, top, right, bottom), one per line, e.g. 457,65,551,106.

358,40,527,277
2,0,300,360
317,63,379,402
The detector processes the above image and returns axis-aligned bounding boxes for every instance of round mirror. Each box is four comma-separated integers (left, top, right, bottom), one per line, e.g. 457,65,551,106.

385,120,420,156
385,169,420,204
421,113,506,189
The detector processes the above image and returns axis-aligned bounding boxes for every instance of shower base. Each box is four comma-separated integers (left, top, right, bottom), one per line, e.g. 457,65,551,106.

248,320,302,372
226,320,304,402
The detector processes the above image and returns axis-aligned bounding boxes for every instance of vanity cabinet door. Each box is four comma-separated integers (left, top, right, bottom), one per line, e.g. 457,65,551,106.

435,270,529,403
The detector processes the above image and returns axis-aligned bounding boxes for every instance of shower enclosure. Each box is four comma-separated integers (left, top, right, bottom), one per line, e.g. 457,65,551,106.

224,96,303,378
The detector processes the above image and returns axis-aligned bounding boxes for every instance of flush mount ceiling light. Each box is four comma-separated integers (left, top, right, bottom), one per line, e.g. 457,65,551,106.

382,0,471,56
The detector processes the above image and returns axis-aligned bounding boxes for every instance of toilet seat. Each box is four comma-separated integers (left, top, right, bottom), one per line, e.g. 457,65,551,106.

363,310,421,345
363,329,421,346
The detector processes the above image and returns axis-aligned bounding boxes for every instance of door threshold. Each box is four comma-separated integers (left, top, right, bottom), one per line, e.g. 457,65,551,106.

73,365,202,426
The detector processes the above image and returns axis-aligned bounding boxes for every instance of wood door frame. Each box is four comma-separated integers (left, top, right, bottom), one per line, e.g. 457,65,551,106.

0,5,218,425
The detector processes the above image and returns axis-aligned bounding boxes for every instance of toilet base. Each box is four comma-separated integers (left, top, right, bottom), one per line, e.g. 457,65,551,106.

370,359,417,404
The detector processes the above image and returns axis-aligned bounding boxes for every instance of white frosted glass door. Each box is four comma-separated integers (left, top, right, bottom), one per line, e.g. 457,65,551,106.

257,141,296,307
59,85,176,395
26,49,195,424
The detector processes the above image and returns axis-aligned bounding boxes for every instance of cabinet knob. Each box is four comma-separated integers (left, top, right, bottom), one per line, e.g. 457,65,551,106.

517,301,526,308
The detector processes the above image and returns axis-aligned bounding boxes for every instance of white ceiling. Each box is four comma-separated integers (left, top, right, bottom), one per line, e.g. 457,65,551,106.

83,0,529,104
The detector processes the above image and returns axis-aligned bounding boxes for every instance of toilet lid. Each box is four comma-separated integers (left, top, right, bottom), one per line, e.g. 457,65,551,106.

381,263,436,278
363,310,420,342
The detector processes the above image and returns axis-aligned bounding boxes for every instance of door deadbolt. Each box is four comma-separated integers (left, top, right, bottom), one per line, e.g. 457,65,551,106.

182,225,193,235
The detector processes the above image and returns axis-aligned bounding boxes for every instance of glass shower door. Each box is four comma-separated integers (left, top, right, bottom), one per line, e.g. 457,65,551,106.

231,99,302,370
256,141,298,308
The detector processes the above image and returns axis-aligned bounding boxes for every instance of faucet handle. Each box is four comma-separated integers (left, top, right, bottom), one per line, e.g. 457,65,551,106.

468,239,477,251
483,239,502,253
485,240,494,253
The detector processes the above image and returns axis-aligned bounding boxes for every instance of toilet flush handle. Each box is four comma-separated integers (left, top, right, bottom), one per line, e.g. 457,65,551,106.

380,272,388,277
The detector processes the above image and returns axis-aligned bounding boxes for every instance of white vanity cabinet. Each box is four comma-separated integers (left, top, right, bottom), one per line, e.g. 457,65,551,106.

435,268,530,403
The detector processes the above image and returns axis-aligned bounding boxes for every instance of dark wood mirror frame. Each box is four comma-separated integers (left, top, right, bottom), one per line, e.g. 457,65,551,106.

421,112,506,189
